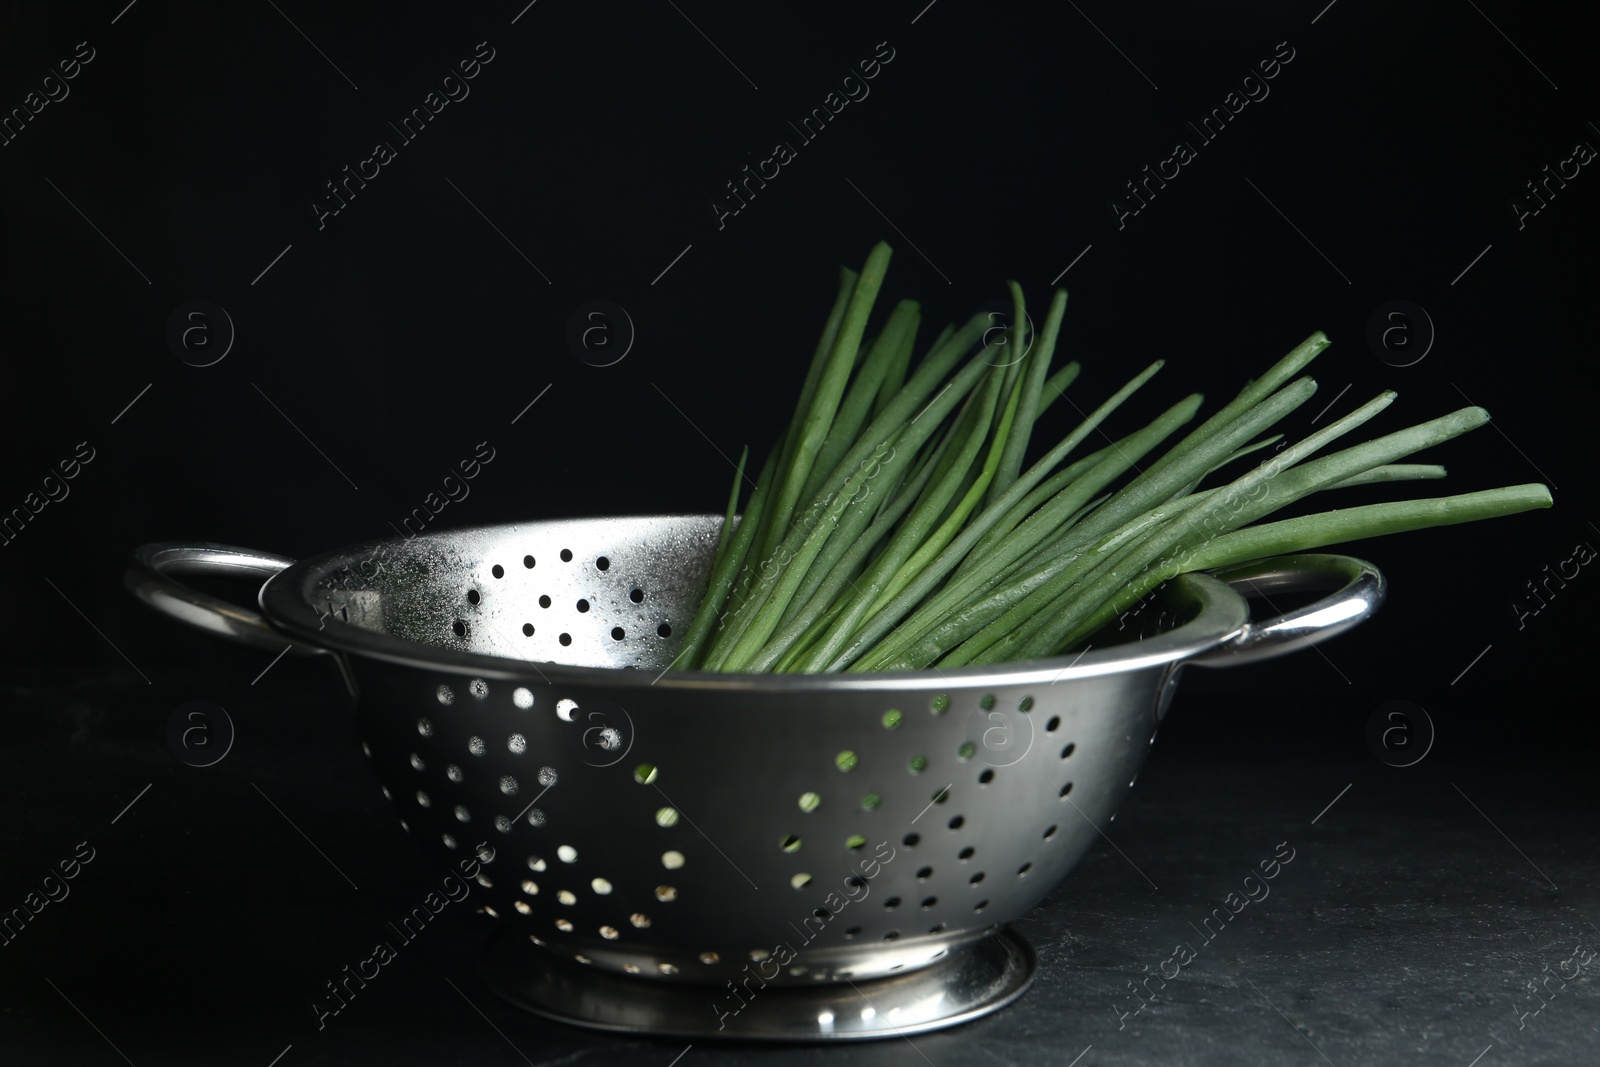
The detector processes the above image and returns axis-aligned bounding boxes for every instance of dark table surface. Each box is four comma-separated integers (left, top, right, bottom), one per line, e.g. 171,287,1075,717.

4,657,1596,1067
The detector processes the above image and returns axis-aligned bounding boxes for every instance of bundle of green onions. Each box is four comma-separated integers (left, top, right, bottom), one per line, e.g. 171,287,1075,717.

677,241,1551,673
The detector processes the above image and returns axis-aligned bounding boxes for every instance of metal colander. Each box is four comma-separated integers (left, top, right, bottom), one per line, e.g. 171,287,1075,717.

128,516,1383,1041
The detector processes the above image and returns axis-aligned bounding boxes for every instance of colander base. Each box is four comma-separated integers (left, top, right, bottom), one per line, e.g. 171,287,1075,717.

479,924,1036,1041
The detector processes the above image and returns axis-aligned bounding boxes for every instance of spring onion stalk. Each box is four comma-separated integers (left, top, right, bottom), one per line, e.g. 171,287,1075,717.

775,427,954,636
675,445,780,668
708,446,748,574
705,335,1005,671
698,312,991,667
1032,361,1083,418
823,360,1171,672
758,245,892,565
1053,483,1552,655
987,288,1068,510
678,244,1552,673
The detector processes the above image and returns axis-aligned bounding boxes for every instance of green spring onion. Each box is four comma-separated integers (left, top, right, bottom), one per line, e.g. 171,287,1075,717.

679,242,1553,672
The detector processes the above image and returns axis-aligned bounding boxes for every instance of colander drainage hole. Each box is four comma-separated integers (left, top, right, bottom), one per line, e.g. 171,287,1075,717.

492,564,505,579
921,897,938,909
969,872,985,885
947,815,965,830
657,623,672,638
630,588,644,603
882,930,900,941
978,769,995,785
884,897,901,910
522,623,534,636
523,555,535,569
902,832,919,847
1046,715,1060,732
539,595,551,608
974,900,989,913
959,847,976,861
467,589,480,605
1043,824,1058,840
1059,782,1074,798
1061,742,1076,759
611,627,626,640
577,599,590,613
916,866,933,880
1018,862,1033,876
781,835,802,853
596,557,610,571
452,620,466,637
929,922,947,934
560,549,572,562
558,633,572,646
843,926,862,939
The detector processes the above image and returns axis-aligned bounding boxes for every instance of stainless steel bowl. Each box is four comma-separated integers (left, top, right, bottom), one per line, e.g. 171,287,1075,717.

127,515,1383,1040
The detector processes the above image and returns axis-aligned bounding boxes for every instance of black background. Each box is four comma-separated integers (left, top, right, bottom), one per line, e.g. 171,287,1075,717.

3,1,1597,1064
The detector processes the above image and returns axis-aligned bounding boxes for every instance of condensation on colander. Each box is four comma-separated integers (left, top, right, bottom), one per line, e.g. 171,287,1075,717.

303,516,724,668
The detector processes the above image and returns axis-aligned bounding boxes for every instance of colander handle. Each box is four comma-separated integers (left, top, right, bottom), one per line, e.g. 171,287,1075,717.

126,542,326,656
1185,553,1384,668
